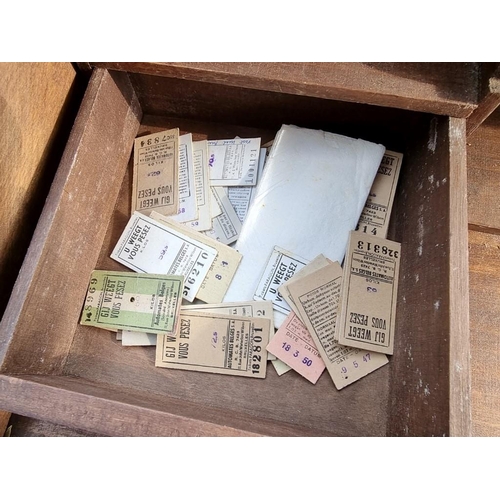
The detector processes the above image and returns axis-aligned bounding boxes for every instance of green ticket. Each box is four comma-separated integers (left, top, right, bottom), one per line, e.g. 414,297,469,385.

80,271,183,335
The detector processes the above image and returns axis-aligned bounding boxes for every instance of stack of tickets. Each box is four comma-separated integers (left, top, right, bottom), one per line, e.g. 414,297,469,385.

80,124,404,388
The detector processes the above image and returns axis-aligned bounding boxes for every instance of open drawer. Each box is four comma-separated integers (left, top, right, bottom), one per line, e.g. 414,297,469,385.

0,65,470,436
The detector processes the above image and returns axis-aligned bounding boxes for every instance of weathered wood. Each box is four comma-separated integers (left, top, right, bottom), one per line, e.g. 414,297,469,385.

448,117,471,436
91,62,479,118
0,63,81,320
0,409,10,436
0,69,142,375
386,116,458,436
469,230,500,436
0,66,471,436
7,414,101,437
468,107,500,231
467,63,500,137
0,374,335,436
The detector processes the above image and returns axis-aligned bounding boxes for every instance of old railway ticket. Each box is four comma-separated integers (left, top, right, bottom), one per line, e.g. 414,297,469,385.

150,211,242,303
254,246,310,316
155,311,271,378
286,260,388,389
356,150,403,239
80,271,183,335
208,138,261,186
110,212,217,302
266,312,325,384
337,231,401,355
122,300,274,347
132,129,179,217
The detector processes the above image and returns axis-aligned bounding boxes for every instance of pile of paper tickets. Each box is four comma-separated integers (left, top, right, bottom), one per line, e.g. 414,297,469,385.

80,124,403,389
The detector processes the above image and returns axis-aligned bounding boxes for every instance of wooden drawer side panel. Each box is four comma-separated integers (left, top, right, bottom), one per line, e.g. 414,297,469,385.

0,69,142,375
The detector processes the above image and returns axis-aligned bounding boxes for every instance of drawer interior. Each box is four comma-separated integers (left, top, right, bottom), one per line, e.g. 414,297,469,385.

0,68,463,436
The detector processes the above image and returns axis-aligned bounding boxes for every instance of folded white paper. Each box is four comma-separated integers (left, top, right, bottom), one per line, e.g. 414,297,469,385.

223,124,385,328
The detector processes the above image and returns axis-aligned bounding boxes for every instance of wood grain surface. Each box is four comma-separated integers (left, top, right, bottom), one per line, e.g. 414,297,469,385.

0,62,82,434
0,63,78,319
468,108,500,232
92,62,480,118
468,103,500,436
469,230,500,436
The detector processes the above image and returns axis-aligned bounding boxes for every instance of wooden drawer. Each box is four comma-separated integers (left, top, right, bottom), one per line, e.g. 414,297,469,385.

0,64,471,436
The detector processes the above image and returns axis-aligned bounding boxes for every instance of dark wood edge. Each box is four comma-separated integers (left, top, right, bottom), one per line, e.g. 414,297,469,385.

91,62,478,118
468,223,500,236
448,117,472,436
0,374,335,436
467,63,500,137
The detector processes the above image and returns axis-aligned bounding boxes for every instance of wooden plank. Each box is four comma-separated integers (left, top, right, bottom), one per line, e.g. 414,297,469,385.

468,107,500,232
91,62,479,118
0,409,10,436
0,69,142,375
0,374,335,436
469,230,500,436
387,116,457,436
467,63,500,137
448,117,471,436
7,414,101,437
0,63,81,320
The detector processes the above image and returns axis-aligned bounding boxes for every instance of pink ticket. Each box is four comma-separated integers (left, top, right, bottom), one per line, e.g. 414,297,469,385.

266,312,325,384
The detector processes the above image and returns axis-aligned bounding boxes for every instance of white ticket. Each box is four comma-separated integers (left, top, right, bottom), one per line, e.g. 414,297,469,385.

185,140,212,232
208,138,261,186
202,187,242,245
110,212,217,302
150,211,242,303
254,246,310,316
227,147,266,224
170,133,198,224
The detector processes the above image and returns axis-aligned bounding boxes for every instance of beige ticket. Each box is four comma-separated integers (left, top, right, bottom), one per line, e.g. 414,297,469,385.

287,261,388,389
155,311,270,378
337,231,401,355
356,150,403,239
121,300,274,347
150,211,242,303
132,129,179,216
278,254,332,321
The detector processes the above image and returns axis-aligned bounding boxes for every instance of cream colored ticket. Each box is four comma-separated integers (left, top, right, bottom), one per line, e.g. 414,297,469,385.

208,138,261,186
337,231,401,355
170,133,198,224
202,187,242,245
110,212,217,302
150,211,242,303
132,129,179,216
122,300,274,347
278,254,332,321
80,271,183,336
155,311,270,378
286,261,388,389
185,140,212,232
227,148,266,224
356,150,403,239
